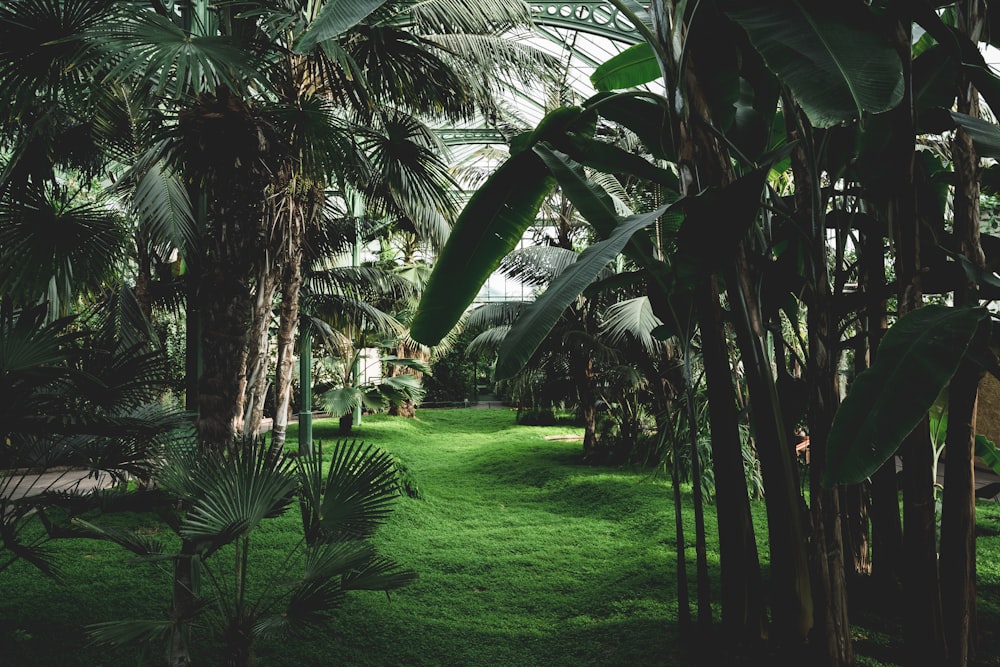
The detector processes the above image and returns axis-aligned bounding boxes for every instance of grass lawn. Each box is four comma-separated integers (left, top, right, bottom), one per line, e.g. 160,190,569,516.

2,408,1000,666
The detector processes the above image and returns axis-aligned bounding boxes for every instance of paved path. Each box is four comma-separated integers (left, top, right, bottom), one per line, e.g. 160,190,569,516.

1,468,113,502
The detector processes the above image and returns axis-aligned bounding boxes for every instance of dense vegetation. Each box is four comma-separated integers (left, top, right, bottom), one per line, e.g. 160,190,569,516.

7,2,1000,666
1,410,997,666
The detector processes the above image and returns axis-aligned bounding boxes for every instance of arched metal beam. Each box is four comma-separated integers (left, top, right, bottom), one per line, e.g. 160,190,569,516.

436,128,509,146
529,2,643,45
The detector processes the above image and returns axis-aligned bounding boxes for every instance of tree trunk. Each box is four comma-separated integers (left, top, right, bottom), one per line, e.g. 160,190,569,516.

179,88,277,451
573,355,599,462
683,351,712,633
388,399,416,418
695,275,766,645
338,412,353,434
940,6,986,662
167,540,198,667
237,266,278,438
270,246,303,449
728,249,815,652
785,106,852,665
877,16,948,665
859,223,903,591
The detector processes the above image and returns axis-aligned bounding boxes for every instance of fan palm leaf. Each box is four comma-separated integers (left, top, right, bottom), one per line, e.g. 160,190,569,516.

0,184,127,312
172,442,297,555
600,295,665,356
299,439,401,541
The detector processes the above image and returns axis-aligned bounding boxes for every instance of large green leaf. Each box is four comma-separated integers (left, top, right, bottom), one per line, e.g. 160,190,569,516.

494,201,674,380
975,435,1000,477
409,108,587,345
584,91,675,160
947,111,1000,159
729,2,904,128
824,305,989,487
591,42,660,91
531,143,678,295
294,0,388,54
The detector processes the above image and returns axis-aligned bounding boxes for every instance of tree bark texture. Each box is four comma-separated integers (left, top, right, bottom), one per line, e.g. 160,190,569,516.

940,6,986,662
787,125,852,666
179,89,277,451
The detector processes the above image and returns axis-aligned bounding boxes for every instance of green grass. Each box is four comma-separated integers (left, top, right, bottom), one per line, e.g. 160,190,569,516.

2,409,1000,665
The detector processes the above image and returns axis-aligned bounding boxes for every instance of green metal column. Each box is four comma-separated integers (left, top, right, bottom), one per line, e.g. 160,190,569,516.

351,193,363,428
298,322,313,455
185,191,207,415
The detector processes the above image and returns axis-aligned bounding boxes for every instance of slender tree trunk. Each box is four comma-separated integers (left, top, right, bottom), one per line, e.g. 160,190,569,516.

682,349,712,632
237,266,278,437
574,355,599,462
728,249,815,652
940,6,986,663
270,178,321,449
876,16,949,666
859,224,903,591
167,540,198,667
270,245,303,449
695,275,766,645
670,422,691,631
787,110,852,666
135,238,153,323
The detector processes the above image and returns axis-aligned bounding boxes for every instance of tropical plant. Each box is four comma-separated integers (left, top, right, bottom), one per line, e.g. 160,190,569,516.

82,437,415,667
319,356,429,433
0,300,189,578
407,2,973,664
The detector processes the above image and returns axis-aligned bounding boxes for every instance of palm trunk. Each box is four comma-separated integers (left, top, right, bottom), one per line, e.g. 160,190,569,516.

167,540,198,667
237,266,279,437
270,245,303,449
574,354,599,462
180,88,276,451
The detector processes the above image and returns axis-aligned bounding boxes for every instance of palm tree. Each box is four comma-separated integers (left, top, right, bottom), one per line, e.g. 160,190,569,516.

82,437,415,666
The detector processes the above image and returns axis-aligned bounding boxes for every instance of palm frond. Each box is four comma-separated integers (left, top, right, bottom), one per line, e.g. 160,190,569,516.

467,325,512,358
498,246,579,286
264,95,361,184
587,171,635,217
0,0,112,124
407,0,533,33
345,25,476,118
307,294,405,340
87,618,175,649
307,265,415,302
358,110,459,248
73,518,166,557
382,356,432,375
308,439,402,540
465,302,525,331
377,374,426,404
132,160,197,255
318,386,368,418
0,183,127,310
91,7,264,97
175,443,297,555
341,554,418,592
600,296,665,357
